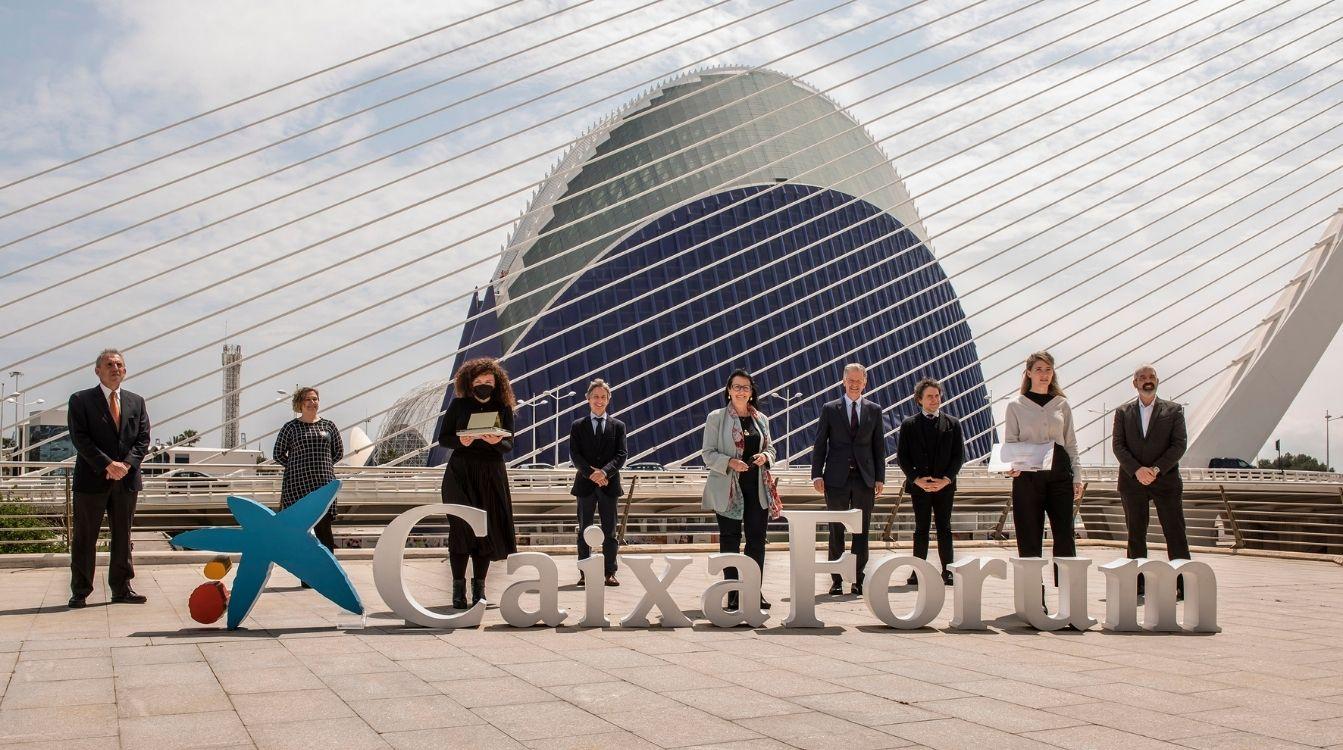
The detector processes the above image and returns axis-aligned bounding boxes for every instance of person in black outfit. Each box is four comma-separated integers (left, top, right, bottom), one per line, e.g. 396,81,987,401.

66,348,151,608
273,387,344,560
1112,364,1189,598
811,363,887,597
896,378,964,586
568,378,627,587
437,357,518,610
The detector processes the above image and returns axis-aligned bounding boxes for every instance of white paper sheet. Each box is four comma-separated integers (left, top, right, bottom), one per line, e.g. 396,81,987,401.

989,442,1055,473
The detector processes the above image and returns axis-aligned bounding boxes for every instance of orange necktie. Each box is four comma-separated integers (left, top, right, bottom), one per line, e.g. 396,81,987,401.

109,391,121,426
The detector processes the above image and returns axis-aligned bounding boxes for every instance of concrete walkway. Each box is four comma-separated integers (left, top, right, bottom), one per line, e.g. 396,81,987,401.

1,546,1341,749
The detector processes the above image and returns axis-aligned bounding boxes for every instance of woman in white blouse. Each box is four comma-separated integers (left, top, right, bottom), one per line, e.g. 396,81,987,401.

1003,351,1083,569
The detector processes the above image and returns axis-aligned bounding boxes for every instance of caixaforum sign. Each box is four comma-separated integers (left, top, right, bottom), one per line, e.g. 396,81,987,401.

373,505,1219,634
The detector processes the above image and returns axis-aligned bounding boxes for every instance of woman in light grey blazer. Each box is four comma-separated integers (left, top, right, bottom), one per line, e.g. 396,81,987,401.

701,369,777,611
1003,351,1083,583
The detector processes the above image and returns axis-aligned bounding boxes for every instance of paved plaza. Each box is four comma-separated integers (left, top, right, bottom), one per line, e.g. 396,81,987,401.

1,546,1341,750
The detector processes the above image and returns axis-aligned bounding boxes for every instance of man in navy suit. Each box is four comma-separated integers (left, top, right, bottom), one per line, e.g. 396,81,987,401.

67,349,151,608
812,363,887,596
568,379,627,586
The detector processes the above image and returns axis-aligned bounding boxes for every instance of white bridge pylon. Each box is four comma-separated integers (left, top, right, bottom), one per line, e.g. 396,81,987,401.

1186,206,1343,465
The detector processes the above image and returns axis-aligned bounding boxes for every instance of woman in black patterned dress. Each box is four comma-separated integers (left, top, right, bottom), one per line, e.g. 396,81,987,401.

273,387,344,557
437,358,517,609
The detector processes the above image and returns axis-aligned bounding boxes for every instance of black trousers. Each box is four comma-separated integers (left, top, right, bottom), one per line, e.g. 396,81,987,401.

1120,489,1190,560
70,484,137,599
577,493,619,575
825,472,876,584
313,514,335,552
449,551,491,580
1012,471,1076,562
716,498,768,581
911,487,955,570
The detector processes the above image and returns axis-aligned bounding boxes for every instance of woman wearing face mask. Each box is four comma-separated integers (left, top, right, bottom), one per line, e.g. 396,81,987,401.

437,358,518,610
1004,351,1083,600
700,369,778,613
274,387,343,562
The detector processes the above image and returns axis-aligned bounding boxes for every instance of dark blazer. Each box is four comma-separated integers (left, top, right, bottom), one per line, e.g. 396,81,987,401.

568,415,627,498
812,397,887,489
1112,397,1186,495
67,386,151,493
896,413,965,493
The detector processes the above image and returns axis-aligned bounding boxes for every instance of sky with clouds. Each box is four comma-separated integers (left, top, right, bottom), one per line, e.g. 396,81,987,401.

0,0,1339,466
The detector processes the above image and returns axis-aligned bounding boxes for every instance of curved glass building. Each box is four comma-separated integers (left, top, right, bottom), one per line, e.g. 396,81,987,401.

386,66,992,467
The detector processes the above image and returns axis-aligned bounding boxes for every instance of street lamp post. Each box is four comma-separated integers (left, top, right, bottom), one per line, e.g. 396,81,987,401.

1326,411,1343,470
769,392,803,467
8,371,21,451
1086,402,1113,466
514,399,539,463
8,395,44,470
545,388,576,466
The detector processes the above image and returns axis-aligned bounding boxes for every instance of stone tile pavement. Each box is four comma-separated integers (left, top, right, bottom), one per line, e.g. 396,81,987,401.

1,546,1341,749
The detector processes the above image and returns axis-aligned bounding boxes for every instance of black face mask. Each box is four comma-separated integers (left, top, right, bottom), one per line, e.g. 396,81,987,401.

471,384,494,401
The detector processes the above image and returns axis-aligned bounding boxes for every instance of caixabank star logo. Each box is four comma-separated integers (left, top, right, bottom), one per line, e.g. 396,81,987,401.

174,480,363,629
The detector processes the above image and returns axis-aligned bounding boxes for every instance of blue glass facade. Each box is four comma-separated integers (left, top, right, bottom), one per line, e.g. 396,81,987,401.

431,183,991,467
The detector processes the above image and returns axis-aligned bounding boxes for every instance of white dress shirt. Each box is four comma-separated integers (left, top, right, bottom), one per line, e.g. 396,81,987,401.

1137,396,1155,438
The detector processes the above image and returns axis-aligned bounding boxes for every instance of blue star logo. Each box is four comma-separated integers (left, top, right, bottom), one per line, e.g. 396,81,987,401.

174,480,363,629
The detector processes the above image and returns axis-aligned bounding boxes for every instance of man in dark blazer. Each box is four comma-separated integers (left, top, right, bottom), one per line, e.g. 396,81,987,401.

67,349,151,608
812,363,887,596
568,379,627,586
1112,364,1189,597
896,378,964,586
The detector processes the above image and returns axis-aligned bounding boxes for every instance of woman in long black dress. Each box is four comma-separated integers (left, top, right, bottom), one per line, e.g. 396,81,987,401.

437,358,517,609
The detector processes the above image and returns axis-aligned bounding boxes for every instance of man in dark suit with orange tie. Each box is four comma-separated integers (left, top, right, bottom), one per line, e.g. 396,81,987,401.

568,379,627,587
812,363,887,596
1112,364,1189,598
67,349,151,608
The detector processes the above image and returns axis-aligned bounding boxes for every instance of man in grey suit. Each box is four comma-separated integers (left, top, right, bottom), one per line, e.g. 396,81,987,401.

1112,364,1189,598
812,363,887,596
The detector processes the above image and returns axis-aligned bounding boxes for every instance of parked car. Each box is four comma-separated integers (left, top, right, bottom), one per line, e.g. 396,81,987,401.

1208,457,1254,469
160,469,230,493
515,463,555,470
626,462,666,471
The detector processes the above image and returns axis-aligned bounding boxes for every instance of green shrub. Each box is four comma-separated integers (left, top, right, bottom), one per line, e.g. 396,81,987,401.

0,500,64,554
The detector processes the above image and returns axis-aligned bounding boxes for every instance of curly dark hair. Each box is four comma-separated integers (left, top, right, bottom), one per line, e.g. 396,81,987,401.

453,357,516,408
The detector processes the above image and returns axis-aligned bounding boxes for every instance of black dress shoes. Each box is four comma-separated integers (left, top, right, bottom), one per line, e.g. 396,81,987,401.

604,574,620,587
942,571,955,586
828,581,844,596
68,597,87,609
760,597,772,610
111,590,147,604
851,582,863,596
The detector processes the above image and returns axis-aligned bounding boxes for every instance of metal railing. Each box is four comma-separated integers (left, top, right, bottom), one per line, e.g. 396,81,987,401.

2,462,1341,556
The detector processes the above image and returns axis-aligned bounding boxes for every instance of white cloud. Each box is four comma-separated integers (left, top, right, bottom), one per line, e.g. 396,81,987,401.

0,0,1339,464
